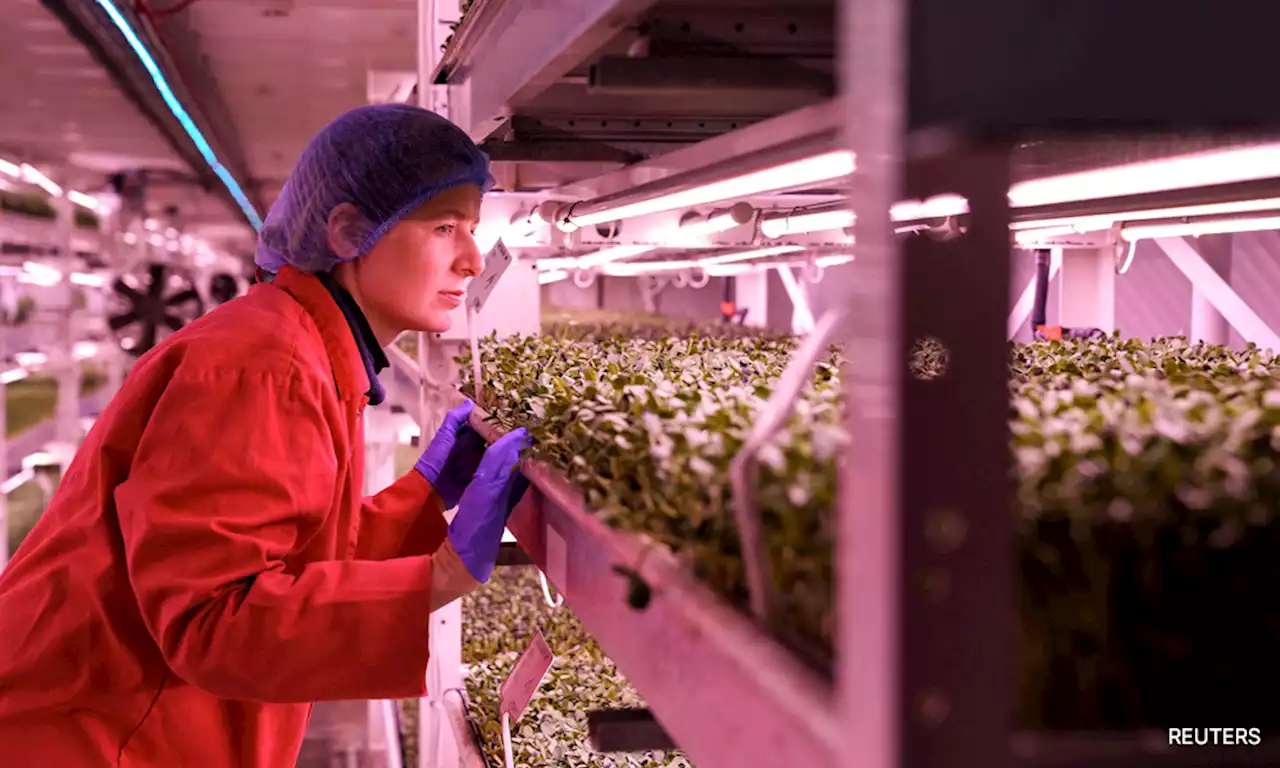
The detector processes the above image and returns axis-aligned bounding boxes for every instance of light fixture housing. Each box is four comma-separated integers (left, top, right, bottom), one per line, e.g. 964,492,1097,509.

760,206,854,238
1120,212,1280,241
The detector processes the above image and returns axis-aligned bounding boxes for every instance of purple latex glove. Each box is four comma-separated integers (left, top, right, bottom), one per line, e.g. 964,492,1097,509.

414,400,487,509
448,428,532,583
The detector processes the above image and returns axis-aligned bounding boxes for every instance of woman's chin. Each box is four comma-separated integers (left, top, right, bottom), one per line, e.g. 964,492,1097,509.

406,312,453,335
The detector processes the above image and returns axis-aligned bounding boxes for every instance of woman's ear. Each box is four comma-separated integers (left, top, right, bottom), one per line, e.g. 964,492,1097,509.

326,203,364,262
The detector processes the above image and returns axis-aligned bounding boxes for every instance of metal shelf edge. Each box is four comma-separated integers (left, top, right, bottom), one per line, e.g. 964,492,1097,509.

468,409,840,768
547,98,843,201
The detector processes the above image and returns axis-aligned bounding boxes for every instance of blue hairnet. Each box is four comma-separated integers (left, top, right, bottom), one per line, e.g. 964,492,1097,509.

255,104,495,274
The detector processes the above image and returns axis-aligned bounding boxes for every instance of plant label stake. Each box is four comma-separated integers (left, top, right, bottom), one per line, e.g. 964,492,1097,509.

499,628,554,725
465,240,514,408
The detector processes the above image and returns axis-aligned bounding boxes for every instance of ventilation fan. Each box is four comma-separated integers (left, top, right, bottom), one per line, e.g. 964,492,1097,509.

208,272,241,305
108,263,204,356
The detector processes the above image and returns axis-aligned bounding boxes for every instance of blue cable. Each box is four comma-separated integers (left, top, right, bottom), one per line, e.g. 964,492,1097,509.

91,0,264,231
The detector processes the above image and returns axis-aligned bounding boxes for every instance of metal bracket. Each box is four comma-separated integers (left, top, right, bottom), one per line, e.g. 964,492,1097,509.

496,540,534,567
586,708,677,753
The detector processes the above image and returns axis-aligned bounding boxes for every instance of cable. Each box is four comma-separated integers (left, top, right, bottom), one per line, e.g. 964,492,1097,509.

538,570,563,609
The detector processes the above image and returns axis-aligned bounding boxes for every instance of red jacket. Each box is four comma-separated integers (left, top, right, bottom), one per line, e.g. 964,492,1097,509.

0,266,447,767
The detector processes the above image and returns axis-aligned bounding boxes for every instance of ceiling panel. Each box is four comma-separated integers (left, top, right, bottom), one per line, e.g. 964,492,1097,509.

183,0,419,184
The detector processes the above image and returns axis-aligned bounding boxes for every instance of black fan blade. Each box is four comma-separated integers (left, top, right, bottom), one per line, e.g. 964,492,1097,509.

165,288,201,307
147,263,167,297
108,311,141,331
138,321,157,354
113,279,145,304
162,313,184,332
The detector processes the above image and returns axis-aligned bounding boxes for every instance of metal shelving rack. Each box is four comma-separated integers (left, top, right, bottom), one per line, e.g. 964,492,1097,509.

402,0,1280,766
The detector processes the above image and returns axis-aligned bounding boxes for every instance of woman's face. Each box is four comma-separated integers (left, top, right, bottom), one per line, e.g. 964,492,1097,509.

334,184,484,344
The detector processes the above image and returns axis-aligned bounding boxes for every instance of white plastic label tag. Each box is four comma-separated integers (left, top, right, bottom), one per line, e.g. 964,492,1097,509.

499,629,554,724
467,239,513,314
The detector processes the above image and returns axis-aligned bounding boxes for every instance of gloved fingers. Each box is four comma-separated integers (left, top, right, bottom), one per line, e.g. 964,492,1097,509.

474,428,531,481
502,470,532,521
427,400,475,451
441,399,476,431
454,423,487,453
417,400,477,479
450,429,488,475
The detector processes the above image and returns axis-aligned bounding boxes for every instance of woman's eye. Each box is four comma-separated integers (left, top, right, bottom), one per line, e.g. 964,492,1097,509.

435,224,456,235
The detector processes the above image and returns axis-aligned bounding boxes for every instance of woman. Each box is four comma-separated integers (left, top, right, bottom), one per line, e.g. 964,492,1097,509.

0,104,528,766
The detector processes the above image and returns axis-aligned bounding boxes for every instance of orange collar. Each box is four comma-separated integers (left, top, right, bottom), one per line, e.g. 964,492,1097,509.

270,265,371,404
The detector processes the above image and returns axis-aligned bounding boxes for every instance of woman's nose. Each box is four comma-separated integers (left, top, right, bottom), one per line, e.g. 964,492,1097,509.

456,233,484,277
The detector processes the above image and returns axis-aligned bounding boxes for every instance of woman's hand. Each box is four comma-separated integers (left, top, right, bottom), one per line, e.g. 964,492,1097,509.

446,427,532,583
414,400,487,509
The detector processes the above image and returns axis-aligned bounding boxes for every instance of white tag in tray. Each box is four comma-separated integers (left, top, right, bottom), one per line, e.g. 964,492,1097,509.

467,239,513,314
499,629,554,724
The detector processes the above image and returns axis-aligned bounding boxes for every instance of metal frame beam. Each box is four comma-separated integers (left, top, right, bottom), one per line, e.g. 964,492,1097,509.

1154,236,1280,351
142,12,264,214
587,55,833,97
548,99,842,201
433,0,661,142
775,264,817,334
1187,234,1233,345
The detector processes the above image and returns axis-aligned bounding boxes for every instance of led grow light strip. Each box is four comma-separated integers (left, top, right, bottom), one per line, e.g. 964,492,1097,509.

705,254,853,277
699,244,804,266
549,140,1280,243
91,0,263,230
600,245,812,276
19,165,61,197
0,157,99,210
1009,143,1280,208
601,259,700,276
536,257,578,271
559,151,855,230
1011,196,1280,234
1120,214,1280,241
575,244,655,270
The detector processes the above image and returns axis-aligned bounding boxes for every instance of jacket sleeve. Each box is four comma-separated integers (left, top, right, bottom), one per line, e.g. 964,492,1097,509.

355,471,449,560
116,361,434,704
